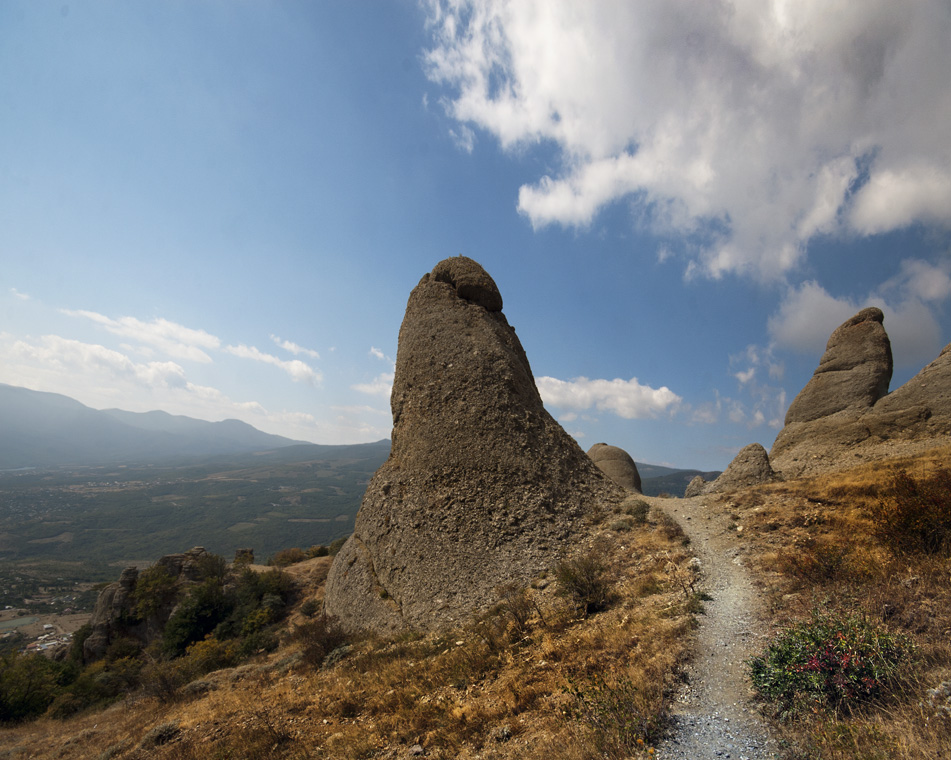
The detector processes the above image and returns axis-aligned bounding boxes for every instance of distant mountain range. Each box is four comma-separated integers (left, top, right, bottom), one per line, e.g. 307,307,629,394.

0,384,308,469
0,383,719,492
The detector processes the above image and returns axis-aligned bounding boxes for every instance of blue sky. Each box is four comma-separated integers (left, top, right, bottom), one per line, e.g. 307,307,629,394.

2,1,949,471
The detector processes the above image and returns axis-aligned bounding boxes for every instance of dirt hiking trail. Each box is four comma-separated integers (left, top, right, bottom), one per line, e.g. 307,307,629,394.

650,495,780,760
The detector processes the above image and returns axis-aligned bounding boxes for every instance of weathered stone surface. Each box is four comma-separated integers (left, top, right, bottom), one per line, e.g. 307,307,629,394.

587,443,642,492
783,307,892,426
83,547,211,663
324,256,623,635
684,475,707,498
872,342,951,435
707,443,780,492
772,308,951,477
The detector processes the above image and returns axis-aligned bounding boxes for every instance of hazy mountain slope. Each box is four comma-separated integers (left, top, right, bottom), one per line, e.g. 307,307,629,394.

0,384,305,468
639,468,722,497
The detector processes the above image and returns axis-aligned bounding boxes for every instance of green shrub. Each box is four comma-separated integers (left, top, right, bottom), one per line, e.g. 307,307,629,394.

869,468,951,555
0,653,71,723
270,547,307,567
623,498,651,524
749,610,912,718
555,552,613,617
132,565,178,620
162,579,235,657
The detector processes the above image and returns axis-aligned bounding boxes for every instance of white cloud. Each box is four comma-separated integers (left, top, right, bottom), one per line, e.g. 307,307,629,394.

352,372,395,399
62,310,220,362
734,368,756,385
425,0,951,280
880,258,951,303
10,288,29,301
536,375,681,419
851,166,951,235
369,346,395,365
225,344,322,384
768,279,943,369
767,282,859,355
0,333,242,416
270,334,320,359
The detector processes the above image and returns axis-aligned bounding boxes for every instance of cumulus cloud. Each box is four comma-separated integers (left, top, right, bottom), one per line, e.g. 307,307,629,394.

424,0,951,280
62,310,220,362
226,344,322,384
270,334,320,359
352,372,395,399
768,278,944,368
369,346,395,364
536,376,681,419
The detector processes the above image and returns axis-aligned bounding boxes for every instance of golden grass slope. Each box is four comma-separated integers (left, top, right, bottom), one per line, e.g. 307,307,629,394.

0,500,697,760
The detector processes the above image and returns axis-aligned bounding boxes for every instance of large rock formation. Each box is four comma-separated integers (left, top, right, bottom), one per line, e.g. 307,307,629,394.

83,547,211,662
771,308,951,478
587,443,642,492
782,307,892,426
324,257,623,634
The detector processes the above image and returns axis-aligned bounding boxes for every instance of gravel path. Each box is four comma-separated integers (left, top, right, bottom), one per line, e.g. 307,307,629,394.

650,496,780,760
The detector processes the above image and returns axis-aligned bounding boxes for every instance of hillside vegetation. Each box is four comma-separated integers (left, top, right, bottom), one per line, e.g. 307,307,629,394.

2,447,949,759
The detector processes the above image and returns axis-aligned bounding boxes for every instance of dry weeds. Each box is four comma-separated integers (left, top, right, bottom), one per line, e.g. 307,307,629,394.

0,512,696,760
718,444,951,759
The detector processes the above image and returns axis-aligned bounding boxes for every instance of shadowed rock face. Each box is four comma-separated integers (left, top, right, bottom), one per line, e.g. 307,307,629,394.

587,443,642,492
324,257,622,634
771,307,951,478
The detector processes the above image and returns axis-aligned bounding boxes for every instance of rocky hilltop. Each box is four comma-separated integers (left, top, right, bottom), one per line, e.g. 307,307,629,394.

83,547,212,663
771,308,951,477
324,257,623,634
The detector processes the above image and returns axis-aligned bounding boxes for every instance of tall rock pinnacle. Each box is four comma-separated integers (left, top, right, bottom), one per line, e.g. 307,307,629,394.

324,257,622,633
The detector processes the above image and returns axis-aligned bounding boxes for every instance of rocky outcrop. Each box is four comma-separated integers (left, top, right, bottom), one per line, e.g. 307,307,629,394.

684,475,707,498
83,547,210,663
771,307,951,478
587,443,642,492
324,257,623,635
709,443,779,492
783,308,892,426
682,444,778,496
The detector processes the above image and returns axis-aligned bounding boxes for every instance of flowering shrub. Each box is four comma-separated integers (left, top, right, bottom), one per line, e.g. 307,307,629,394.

749,611,912,718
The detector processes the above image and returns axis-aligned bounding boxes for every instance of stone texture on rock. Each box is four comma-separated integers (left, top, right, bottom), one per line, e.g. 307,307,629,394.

783,307,892,426
684,475,707,498
324,256,623,635
587,443,642,492
707,443,780,492
772,307,951,478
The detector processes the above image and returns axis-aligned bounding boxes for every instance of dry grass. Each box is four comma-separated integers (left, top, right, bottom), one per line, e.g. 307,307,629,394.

720,444,951,759
0,513,696,760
